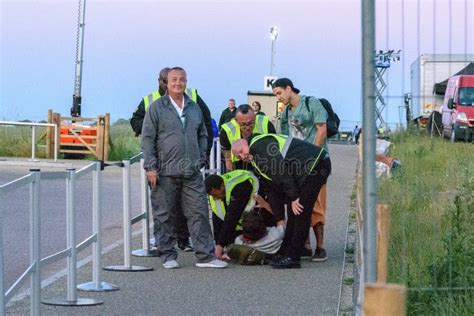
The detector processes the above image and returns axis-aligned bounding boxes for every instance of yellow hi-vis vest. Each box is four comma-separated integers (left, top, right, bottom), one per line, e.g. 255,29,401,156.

143,88,198,111
221,115,270,162
208,170,259,231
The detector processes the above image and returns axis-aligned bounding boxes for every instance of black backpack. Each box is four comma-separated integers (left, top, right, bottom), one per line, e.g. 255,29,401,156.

284,96,341,138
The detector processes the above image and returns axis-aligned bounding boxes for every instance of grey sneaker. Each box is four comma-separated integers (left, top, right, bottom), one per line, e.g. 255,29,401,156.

163,260,180,269
195,259,228,268
312,247,327,262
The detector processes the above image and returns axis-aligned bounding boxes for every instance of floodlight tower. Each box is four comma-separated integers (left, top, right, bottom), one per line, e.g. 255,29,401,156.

374,49,401,128
270,26,279,76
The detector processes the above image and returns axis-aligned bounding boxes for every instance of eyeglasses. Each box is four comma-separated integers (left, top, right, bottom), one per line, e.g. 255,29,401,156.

239,122,254,127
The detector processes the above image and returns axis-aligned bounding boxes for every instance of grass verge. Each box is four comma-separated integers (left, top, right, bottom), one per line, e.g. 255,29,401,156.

0,121,140,161
378,131,474,315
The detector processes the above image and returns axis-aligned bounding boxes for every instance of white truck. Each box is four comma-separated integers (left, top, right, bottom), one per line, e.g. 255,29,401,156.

409,54,474,128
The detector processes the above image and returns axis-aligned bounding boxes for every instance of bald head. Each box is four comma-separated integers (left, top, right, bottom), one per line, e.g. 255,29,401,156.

231,139,252,162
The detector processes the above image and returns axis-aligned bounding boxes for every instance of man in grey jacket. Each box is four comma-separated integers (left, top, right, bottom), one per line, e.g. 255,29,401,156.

141,67,227,269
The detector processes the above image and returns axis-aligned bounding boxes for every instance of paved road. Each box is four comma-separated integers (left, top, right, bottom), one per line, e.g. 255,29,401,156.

4,143,358,315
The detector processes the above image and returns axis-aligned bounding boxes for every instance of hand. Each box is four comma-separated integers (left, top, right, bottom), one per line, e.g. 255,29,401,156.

146,170,158,191
276,220,286,227
254,194,273,214
215,245,225,260
225,159,233,172
291,198,304,215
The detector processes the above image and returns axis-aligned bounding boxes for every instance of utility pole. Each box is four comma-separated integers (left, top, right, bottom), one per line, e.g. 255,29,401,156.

269,26,279,76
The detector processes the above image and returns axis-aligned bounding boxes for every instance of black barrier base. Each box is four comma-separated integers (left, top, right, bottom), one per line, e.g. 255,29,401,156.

42,298,104,306
132,248,159,257
77,281,119,292
103,265,153,272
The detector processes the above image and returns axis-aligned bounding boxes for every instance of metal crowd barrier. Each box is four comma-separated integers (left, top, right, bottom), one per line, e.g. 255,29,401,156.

208,138,222,175
0,161,119,315
1,171,41,316
0,121,59,162
104,154,153,272
1,140,224,314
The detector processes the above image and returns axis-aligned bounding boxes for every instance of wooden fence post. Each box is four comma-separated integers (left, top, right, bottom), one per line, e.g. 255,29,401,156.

103,113,110,161
53,112,61,158
46,109,53,159
377,204,390,283
364,283,406,316
96,115,105,161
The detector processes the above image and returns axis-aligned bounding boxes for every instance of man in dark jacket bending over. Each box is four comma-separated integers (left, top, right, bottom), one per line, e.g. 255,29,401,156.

232,134,331,269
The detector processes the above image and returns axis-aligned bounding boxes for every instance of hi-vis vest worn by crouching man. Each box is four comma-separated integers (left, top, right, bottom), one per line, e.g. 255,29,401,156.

208,170,259,231
143,88,198,111
221,115,270,162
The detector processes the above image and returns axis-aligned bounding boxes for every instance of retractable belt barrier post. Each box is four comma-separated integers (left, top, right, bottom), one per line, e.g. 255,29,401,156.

77,162,119,291
1,210,4,316
215,138,222,175
30,170,41,314
104,155,153,272
132,158,157,257
206,138,221,176
42,165,105,306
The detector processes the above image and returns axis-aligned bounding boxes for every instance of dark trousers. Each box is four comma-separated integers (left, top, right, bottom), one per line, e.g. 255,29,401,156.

150,175,215,263
175,202,190,242
153,197,190,243
280,158,331,260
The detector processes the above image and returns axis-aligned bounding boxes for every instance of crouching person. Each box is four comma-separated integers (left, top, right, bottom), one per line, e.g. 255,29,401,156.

227,212,285,265
205,170,261,260
232,134,331,269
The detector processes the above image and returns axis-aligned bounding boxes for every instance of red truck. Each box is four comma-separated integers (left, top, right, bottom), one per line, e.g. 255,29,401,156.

440,75,474,142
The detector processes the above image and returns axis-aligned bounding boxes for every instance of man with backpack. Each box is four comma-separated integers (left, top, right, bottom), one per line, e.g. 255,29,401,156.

272,78,335,262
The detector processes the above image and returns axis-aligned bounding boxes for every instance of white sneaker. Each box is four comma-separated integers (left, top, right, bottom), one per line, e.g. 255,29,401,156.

163,260,179,269
195,259,228,268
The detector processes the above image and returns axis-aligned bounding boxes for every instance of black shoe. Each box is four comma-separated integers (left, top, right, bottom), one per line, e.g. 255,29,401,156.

270,256,301,269
312,247,327,262
301,248,313,260
177,240,193,252
269,254,285,265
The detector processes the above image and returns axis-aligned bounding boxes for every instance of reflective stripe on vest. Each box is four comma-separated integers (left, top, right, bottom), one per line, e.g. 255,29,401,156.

249,134,292,181
143,88,198,111
254,115,270,134
143,91,162,111
209,197,226,222
222,116,270,162
208,170,259,230
185,88,197,102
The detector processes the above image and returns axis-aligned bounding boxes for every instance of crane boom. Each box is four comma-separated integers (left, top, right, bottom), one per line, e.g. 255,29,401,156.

71,0,87,117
